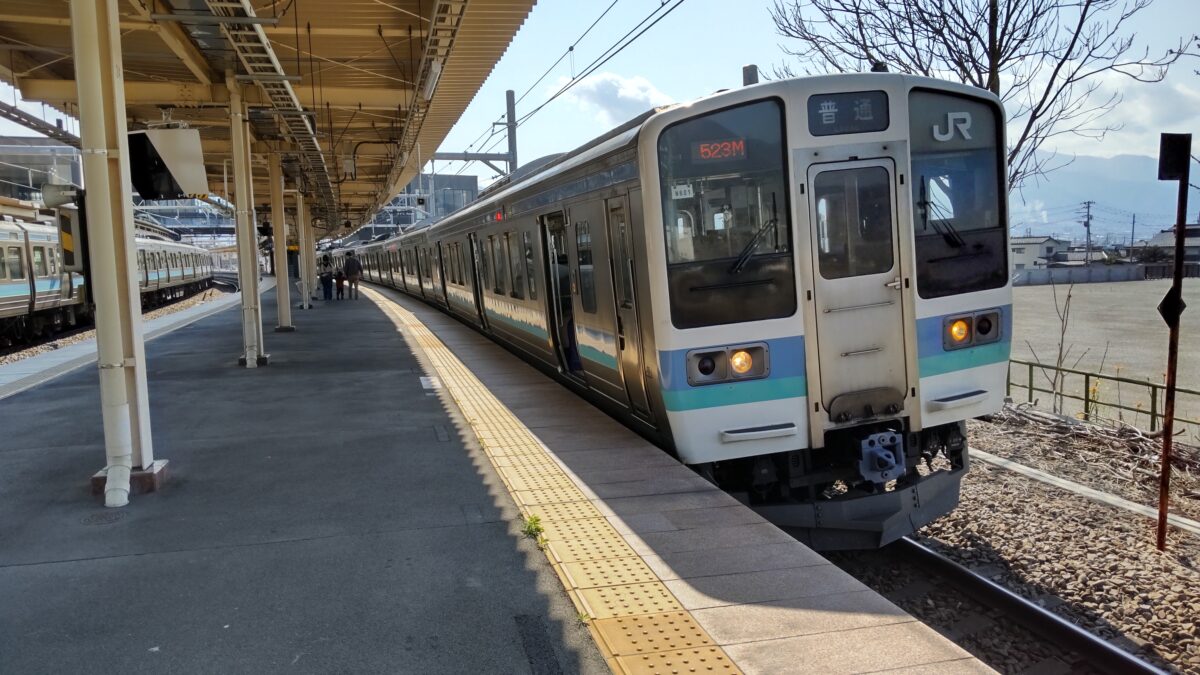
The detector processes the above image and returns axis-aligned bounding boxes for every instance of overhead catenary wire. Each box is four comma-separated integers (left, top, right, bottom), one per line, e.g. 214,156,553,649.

457,0,622,157
451,0,687,181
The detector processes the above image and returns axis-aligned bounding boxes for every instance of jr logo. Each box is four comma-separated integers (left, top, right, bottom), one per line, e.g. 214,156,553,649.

933,112,973,141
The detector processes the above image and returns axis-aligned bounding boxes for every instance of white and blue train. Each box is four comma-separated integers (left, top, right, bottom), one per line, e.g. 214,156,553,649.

0,214,214,342
349,73,1011,548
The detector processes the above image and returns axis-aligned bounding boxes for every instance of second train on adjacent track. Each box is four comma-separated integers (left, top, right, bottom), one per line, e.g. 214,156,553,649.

348,73,1012,549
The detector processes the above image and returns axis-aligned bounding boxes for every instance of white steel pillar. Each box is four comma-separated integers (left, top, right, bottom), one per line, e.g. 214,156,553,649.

269,152,294,330
70,0,158,507
227,72,267,366
294,196,312,309
304,215,319,304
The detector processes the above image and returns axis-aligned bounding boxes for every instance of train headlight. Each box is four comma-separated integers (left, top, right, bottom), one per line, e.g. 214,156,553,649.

949,319,970,343
698,355,717,376
730,350,753,374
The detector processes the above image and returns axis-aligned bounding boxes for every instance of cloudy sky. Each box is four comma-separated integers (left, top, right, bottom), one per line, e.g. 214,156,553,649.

0,0,1195,196
435,0,1197,185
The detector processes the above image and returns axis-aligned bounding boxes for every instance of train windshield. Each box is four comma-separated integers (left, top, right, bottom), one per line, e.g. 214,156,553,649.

909,90,1008,298
657,98,796,329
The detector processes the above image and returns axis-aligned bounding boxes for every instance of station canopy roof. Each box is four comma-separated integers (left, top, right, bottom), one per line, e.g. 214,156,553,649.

0,0,534,234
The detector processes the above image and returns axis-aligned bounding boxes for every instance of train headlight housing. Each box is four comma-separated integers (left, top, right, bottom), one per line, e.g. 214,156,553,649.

686,343,769,385
730,350,753,374
942,309,1002,350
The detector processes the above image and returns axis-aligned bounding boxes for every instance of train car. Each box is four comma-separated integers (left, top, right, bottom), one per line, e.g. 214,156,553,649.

1,213,214,342
0,217,85,338
352,73,1011,549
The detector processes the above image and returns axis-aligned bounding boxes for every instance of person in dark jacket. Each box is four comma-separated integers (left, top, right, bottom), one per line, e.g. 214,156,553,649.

342,250,363,299
318,255,335,301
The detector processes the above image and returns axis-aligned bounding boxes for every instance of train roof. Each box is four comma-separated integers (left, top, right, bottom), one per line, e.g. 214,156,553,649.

358,72,1003,254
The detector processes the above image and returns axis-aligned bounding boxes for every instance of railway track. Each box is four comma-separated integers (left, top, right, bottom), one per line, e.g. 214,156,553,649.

892,536,1165,675
0,284,223,361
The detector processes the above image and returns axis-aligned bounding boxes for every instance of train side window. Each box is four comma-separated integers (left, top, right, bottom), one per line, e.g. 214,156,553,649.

490,235,506,295
49,248,57,275
506,232,524,299
7,246,24,279
0,247,7,279
575,220,596,313
522,231,537,300
33,247,48,277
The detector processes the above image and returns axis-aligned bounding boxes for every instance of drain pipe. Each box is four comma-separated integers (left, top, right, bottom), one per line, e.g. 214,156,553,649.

100,389,133,507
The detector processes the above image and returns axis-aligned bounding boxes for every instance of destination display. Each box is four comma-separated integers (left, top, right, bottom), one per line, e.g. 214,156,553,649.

807,90,889,136
691,138,747,162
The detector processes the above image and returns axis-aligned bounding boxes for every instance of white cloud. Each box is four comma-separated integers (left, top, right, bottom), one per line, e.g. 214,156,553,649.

1015,69,1200,159
555,72,673,127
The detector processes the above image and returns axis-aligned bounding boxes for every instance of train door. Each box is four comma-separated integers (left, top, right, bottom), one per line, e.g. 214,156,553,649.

435,243,448,302
542,212,582,378
467,233,489,329
604,196,651,416
806,159,909,423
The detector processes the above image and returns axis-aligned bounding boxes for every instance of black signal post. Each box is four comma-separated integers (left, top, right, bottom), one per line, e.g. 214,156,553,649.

1154,132,1191,551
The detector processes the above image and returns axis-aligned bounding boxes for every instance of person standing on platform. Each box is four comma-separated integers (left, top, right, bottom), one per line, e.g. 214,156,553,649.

318,255,335,301
343,250,363,300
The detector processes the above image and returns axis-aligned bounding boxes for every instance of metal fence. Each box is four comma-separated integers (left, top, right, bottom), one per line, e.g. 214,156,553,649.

1007,358,1200,437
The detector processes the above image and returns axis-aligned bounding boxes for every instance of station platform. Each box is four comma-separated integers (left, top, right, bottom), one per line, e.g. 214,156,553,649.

0,281,991,674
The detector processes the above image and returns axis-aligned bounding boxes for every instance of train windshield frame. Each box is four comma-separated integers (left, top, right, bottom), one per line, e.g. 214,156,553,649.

657,97,796,329
908,89,1008,298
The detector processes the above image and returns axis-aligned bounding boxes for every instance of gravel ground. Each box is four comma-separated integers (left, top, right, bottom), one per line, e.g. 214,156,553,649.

0,287,231,367
912,455,1200,673
971,407,1200,523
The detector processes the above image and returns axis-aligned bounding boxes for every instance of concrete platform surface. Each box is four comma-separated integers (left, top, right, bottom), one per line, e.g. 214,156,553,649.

367,285,994,675
0,287,605,674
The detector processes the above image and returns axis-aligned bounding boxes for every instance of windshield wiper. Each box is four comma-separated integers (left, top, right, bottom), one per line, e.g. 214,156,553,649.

729,193,779,274
919,176,965,248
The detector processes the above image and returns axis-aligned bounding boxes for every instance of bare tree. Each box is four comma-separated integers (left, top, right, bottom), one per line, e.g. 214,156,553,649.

770,0,1192,190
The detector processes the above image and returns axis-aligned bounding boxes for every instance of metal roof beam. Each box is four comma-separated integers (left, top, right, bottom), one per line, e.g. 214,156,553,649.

124,2,213,85
17,78,412,110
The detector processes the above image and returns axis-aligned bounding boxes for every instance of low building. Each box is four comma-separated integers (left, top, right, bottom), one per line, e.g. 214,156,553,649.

1010,236,1069,270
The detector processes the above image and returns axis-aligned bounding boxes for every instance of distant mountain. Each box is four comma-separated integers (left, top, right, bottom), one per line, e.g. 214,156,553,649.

1008,154,1199,245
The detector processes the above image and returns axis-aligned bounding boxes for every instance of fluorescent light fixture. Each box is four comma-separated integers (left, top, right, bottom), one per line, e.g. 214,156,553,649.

422,60,443,101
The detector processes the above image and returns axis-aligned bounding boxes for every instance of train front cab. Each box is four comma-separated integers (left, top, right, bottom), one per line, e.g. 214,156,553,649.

641,74,1011,549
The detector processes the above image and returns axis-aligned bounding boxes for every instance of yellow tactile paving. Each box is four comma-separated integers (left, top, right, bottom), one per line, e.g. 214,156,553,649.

540,517,614,542
365,288,741,675
579,582,684,619
526,501,606,523
615,647,740,675
561,557,660,589
515,486,590,507
498,467,576,492
547,533,638,564
593,612,716,657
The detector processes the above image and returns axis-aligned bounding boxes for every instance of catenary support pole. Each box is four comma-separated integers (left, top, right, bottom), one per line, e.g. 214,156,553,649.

305,217,318,303
70,0,156,507
228,72,266,366
269,152,293,330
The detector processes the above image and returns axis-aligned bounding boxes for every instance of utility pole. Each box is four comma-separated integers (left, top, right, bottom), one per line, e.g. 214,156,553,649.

1080,200,1094,267
1130,214,1136,257
432,90,518,176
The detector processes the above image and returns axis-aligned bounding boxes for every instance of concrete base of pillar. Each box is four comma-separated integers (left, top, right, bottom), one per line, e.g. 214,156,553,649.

90,459,169,497
274,325,296,332
238,355,271,367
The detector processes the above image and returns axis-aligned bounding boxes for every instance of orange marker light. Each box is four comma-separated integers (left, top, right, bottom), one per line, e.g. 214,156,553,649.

949,319,970,343
730,350,753,374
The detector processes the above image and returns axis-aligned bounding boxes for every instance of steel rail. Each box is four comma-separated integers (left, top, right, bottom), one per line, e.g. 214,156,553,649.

895,537,1166,675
